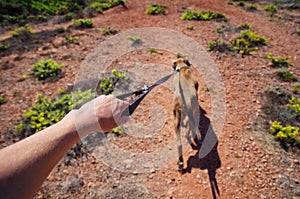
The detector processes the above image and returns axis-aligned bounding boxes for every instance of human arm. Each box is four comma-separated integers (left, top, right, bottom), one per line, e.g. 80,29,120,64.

0,94,129,198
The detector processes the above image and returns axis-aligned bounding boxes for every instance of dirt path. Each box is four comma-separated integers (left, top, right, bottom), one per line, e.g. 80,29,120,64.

0,0,299,198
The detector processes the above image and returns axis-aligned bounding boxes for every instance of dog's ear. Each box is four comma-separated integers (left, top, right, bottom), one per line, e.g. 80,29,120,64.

183,59,191,66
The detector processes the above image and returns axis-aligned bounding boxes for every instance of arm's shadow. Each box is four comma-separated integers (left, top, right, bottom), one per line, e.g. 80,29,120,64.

183,106,221,199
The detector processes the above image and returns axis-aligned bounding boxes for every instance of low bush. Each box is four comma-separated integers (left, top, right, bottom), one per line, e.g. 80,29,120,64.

31,59,63,80
245,4,258,11
0,42,10,51
72,18,94,29
186,25,194,30
276,68,297,82
231,30,268,55
147,48,158,54
287,96,300,115
146,4,167,15
264,4,278,14
181,10,227,21
99,69,127,95
237,22,251,30
270,121,299,145
293,82,300,94
65,35,79,44
0,96,7,105
127,35,142,45
267,54,293,68
89,0,126,13
101,27,118,35
207,41,234,53
10,24,34,42
14,90,94,136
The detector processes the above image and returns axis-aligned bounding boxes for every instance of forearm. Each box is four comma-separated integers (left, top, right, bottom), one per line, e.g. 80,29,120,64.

0,111,79,199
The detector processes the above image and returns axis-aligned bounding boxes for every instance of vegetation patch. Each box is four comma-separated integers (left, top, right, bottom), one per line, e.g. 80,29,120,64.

98,69,128,95
237,22,251,30
0,42,11,51
0,0,85,25
72,18,94,29
147,48,158,54
244,4,258,11
127,35,142,45
261,86,300,150
208,28,268,55
89,0,126,13
264,4,278,14
270,121,299,147
64,35,79,44
101,27,118,35
181,10,227,21
186,25,194,30
276,68,297,82
207,41,234,53
230,30,268,55
0,96,7,105
30,59,63,80
14,90,94,137
10,24,34,42
287,96,300,115
146,4,167,15
267,54,293,68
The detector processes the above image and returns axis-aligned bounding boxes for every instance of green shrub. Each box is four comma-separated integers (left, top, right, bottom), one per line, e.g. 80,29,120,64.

181,10,227,21
207,41,234,53
64,12,74,21
231,30,267,55
100,77,113,94
276,68,297,82
99,69,127,95
287,96,300,115
293,82,300,94
65,35,79,44
127,35,141,45
89,0,126,13
216,24,229,33
236,1,245,6
296,30,300,36
72,19,94,29
14,90,94,136
176,52,187,58
238,22,251,30
0,96,7,105
30,0,84,16
147,48,158,54
240,30,268,46
267,54,293,68
10,24,34,42
245,4,258,11
186,25,194,30
31,59,63,80
270,121,299,141
101,27,118,35
264,4,278,13
146,4,167,15
0,42,10,51
112,126,123,135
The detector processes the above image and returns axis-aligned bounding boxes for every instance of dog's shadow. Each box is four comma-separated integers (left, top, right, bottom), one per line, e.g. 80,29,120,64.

183,106,221,199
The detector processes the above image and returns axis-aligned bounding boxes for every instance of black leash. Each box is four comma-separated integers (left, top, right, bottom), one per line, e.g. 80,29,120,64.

117,70,178,115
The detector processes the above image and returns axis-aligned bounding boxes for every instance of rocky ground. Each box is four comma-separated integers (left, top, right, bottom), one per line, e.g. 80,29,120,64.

0,0,300,198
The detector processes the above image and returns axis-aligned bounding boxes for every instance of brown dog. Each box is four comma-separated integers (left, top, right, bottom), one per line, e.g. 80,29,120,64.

172,59,201,172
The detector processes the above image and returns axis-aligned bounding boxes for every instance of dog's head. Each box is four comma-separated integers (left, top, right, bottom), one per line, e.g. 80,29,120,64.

172,58,191,72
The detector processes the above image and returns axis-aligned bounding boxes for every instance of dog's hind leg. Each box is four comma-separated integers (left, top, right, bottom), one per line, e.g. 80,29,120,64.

173,98,183,173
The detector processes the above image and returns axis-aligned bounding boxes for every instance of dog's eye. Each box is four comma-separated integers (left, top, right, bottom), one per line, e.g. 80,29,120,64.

183,60,191,66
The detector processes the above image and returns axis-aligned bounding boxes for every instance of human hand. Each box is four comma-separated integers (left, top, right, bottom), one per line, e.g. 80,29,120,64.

73,94,130,138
